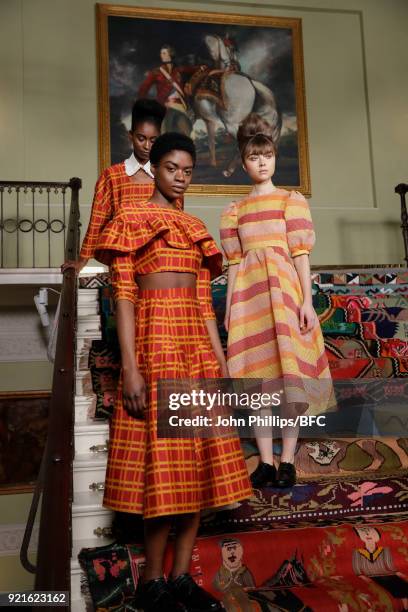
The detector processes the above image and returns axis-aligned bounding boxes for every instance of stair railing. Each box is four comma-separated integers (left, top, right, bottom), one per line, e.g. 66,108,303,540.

14,178,81,601
0,179,81,268
395,183,408,265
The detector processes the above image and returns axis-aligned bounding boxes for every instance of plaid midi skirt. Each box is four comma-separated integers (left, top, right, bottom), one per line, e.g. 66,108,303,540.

103,287,252,518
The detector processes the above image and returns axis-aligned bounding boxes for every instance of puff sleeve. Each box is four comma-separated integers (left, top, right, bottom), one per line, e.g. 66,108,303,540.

196,266,216,321
80,169,113,260
219,202,242,264
110,253,138,305
284,191,315,257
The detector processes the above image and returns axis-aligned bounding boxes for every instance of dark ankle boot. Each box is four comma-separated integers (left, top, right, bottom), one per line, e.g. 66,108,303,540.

275,462,296,488
134,576,181,611
250,461,277,488
169,573,223,611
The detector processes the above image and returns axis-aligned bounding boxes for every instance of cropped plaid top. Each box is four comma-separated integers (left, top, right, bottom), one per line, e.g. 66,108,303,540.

95,202,222,320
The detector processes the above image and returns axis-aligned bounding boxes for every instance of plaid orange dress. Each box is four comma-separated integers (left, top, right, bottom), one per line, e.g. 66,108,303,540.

100,202,252,518
220,190,334,414
80,161,154,262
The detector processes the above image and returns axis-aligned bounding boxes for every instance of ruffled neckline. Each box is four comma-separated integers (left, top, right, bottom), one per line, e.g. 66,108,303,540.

95,203,222,276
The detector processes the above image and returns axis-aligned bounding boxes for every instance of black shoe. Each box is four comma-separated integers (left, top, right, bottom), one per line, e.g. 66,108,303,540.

275,462,296,488
169,573,223,611
134,576,181,612
250,461,277,488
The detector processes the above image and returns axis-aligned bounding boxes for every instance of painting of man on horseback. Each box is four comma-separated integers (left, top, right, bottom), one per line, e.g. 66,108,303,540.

101,7,310,194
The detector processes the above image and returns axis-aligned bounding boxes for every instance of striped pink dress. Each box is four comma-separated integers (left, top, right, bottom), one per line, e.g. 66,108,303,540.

220,189,334,414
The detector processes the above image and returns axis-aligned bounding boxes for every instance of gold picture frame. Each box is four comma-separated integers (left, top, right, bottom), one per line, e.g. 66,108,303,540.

96,3,311,196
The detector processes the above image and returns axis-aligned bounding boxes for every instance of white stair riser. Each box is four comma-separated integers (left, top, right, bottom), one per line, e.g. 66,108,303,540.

72,510,113,541
75,397,96,422
78,289,99,302
73,489,104,506
76,336,94,356
77,316,101,337
73,465,107,493
71,598,87,611
74,430,109,455
78,303,100,316
71,568,83,601
76,356,89,371
76,371,93,396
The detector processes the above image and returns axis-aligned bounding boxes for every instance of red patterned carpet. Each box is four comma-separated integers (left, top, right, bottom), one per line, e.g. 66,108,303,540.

79,267,408,611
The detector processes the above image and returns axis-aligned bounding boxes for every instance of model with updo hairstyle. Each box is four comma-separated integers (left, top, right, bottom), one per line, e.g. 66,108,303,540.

61,98,168,273
131,98,166,131
236,112,277,159
220,113,334,490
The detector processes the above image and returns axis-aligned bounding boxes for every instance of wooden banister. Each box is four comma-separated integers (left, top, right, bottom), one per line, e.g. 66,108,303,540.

6,178,82,606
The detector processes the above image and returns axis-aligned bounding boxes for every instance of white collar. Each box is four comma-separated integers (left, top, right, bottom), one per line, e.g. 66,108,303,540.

124,153,154,178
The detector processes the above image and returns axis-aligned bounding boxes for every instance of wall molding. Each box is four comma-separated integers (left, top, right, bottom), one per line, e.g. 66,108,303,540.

150,1,376,209
0,523,38,557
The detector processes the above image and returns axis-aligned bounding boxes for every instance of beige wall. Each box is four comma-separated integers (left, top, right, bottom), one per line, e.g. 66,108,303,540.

1,0,407,265
0,494,36,591
0,0,407,591
0,285,58,391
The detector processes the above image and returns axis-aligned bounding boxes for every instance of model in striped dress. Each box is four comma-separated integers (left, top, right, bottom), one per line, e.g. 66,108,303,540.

220,113,334,490
61,99,167,272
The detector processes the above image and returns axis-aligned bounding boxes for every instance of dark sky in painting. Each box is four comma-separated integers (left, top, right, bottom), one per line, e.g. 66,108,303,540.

107,15,299,186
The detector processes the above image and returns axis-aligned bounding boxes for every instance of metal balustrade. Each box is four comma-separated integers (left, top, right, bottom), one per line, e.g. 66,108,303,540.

0,179,81,268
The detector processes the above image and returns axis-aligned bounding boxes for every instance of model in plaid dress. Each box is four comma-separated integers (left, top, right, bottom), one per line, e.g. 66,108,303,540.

220,114,334,491
99,133,251,612
61,99,166,273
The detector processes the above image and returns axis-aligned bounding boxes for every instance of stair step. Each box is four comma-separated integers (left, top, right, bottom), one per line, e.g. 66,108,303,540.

78,302,99,316
70,598,87,612
76,336,95,359
77,314,101,337
73,490,109,512
73,453,107,493
75,371,93,396
78,289,99,304
76,355,89,372
73,482,105,504
70,565,84,604
75,396,96,422
74,421,109,455
78,288,100,300
72,503,113,541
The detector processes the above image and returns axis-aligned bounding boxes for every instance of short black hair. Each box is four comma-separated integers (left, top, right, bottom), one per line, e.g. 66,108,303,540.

131,98,166,132
150,132,196,166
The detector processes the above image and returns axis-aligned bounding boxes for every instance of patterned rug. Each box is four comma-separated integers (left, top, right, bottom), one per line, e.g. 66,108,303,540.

79,518,408,611
79,267,408,610
244,437,408,479
199,470,408,534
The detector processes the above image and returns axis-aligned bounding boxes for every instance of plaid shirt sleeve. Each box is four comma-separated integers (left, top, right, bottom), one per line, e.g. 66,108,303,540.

110,253,139,304
197,266,216,321
80,170,113,259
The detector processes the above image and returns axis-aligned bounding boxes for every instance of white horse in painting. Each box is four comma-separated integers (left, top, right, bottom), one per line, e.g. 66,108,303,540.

193,34,281,176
